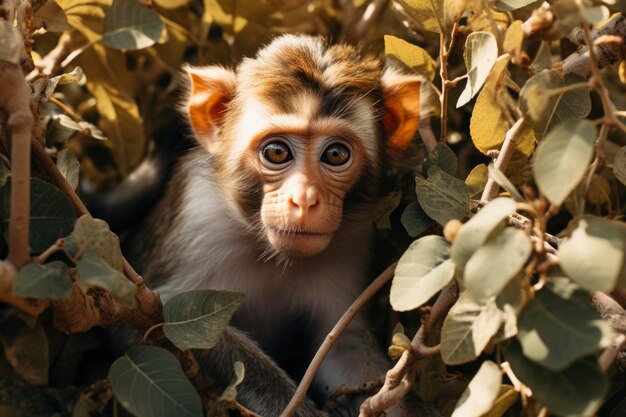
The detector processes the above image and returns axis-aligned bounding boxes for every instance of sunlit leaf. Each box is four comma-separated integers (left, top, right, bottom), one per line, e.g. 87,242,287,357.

493,0,540,11
451,360,502,417
163,290,244,350
507,340,608,417
416,167,469,226
12,262,73,300
517,278,614,371
457,32,498,108
395,0,443,33
559,216,626,292
102,0,165,50
533,120,596,206
109,346,203,417
465,228,532,301
503,21,524,62
56,149,80,191
487,165,525,202
384,35,436,81
450,197,516,274
465,164,488,199
390,236,455,311
441,292,503,365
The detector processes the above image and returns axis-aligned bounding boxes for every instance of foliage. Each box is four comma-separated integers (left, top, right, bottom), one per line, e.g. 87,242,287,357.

0,0,626,417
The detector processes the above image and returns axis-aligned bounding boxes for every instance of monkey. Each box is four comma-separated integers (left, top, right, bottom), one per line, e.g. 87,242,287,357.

121,34,434,417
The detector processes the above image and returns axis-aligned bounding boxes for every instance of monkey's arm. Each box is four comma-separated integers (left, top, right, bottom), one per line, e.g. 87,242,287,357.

198,326,328,417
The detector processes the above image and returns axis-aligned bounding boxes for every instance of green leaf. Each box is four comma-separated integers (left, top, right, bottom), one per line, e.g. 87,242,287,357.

109,346,203,417
613,145,626,186
507,340,608,417
493,0,540,11
451,360,502,417
487,165,525,202
77,252,136,308
441,292,503,365
390,236,455,312
12,262,73,300
517,278,614,371
457,32,498,108
465,228,532,301
384,35,436,81
63,215,123,271
102,0,165,50
450,197,517,274
0,318,49,385
423,143,458,177
2,179,76,254
559,216,626,292
163,290,244,350
401,202,435,237
492,276,523,343
416,166,469,226
533,120,596,206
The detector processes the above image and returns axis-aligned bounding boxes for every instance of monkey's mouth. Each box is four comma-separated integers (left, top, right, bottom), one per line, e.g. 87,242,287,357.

266,226,334,257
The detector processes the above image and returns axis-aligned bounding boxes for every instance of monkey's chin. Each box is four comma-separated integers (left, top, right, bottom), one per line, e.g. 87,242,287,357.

266,229,333,257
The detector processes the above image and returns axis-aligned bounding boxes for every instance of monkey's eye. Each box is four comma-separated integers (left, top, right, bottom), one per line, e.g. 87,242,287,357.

262,141,293,165
321,143,350,166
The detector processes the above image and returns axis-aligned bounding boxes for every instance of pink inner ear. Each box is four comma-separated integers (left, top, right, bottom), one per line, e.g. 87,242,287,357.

185,67,236,153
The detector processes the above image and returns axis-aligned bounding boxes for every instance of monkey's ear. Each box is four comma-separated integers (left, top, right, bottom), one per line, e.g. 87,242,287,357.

381,69,425,152
185,65,237,153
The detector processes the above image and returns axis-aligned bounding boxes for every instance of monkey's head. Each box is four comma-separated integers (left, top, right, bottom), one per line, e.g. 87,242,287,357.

184,35,425,258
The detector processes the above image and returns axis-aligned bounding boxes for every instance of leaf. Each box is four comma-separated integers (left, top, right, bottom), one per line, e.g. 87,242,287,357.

507,340,608,417
56,149,80,191
102,0,165,50
450,197,517,274
12,262,73,300
32,0,70,32
2,179,76,254
163,290,244,350
457,32,498,108
613,145,626,186
395,0,443,33
77,252,136,308
375,190,401,230
585,175,610,205
390,236,455,312
517,278,614,371
0,319,49,385
109,346,203,417
480,385,518,417
401,202,435,237
441,292,503,365
502,21,524,62
559,216,626,293
384,35,436,81
530,41,552,73
493,0,540,11
533,120,596,206
470,58,536,157
487,165,524,202
492,276,523,343
519,70,591,137
465,164,488,199
465,228,532,302
423,143,458,177
451,360,502,417
63,215,123,271
44,66,84,99
416,167,469,226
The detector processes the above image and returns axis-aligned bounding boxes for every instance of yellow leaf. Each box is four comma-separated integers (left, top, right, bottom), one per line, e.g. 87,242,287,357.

470,57,536,156
586,175,611,205
503,20,524,62
384,35,437,81
396,0,443,33
465,163,488,198
479,385,518,417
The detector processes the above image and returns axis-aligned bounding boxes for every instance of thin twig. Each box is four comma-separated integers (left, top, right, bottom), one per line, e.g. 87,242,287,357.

279,262,398,417
33,238,64,264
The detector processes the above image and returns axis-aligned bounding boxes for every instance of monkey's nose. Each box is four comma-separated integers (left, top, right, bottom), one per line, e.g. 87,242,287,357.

290,187,319,219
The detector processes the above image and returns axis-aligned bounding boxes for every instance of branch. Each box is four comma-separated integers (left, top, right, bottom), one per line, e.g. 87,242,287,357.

0,61,33,268
279,262,398,417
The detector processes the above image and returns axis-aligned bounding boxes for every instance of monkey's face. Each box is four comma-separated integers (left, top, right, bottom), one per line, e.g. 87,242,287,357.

253,133,366,257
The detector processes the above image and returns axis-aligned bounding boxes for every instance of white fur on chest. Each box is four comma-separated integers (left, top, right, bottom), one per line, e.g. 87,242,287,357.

156,161,373,328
